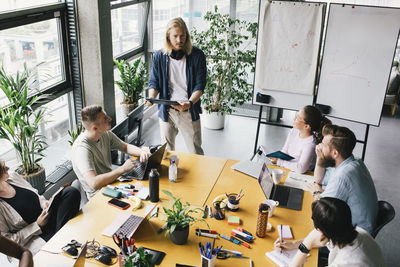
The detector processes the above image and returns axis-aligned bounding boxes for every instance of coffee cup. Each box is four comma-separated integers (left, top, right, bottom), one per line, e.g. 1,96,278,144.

264,199,279,217
272,169,284,184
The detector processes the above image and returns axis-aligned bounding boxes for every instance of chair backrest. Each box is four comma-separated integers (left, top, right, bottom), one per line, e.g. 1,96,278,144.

371,200,395,238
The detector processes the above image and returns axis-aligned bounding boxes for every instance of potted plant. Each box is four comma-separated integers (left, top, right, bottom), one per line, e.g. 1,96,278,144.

122,247,153,267
114,58,148,117
0,63,49,194
67,124,83,146
191,6,258,129
161,190,203,245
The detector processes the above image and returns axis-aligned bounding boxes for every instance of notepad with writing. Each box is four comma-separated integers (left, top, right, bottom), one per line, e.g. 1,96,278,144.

266,249,297,267
278,225,293,239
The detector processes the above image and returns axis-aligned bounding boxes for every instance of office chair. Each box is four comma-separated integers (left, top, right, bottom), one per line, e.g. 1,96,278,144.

371,200,395,238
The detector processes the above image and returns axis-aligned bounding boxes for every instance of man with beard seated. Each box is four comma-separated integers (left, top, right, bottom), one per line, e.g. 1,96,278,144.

309,124,378,235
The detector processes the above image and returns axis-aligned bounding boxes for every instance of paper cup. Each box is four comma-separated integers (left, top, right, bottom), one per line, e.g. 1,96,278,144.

264,199,279,217
272,169,284,184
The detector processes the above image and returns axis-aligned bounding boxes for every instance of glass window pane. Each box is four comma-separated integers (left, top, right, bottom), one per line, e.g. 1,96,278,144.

111,3,147,57
152,0,187,50
0,0,62,12
114,55,145,123
0,18,64,105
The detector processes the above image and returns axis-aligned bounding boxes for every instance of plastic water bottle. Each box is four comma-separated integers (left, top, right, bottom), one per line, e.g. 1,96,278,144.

169,160,177,182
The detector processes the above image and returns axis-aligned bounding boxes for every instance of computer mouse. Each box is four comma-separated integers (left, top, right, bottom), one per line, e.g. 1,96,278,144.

62,245,78,257
95,253,112,265
99,245,117,257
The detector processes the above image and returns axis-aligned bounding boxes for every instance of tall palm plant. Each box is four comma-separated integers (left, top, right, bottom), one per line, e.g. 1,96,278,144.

0,63,48,175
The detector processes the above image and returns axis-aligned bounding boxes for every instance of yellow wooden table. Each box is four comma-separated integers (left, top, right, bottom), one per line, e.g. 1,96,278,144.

34,153,317,266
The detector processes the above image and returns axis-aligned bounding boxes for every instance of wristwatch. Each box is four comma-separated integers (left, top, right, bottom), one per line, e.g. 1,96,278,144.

189,100,193,107
313,190,322,196
298,242,310,254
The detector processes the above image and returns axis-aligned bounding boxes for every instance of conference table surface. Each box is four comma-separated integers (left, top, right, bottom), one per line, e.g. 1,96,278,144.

34,152,317,266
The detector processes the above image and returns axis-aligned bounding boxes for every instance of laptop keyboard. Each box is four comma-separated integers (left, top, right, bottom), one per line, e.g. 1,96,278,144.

114,214,144,237
274,186,290,206
123,160,146,179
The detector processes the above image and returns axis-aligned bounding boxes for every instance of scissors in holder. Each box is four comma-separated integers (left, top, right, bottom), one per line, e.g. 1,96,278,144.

217,251,249,259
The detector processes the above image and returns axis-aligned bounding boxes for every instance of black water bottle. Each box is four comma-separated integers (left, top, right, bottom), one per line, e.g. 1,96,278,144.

149,168,159,202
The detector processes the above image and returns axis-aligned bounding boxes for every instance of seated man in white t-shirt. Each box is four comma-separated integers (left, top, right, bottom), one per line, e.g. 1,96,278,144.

72,105,151,199
274,197,385,267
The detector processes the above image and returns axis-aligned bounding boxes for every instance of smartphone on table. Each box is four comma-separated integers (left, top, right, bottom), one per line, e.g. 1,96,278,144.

108,198,130,210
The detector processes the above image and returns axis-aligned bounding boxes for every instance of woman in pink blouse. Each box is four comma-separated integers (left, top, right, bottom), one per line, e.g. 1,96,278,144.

270,105,331,173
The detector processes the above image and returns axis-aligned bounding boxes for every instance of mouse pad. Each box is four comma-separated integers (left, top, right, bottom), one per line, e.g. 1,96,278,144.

139,247,165,265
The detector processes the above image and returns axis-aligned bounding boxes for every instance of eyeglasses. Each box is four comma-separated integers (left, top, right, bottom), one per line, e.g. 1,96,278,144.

294,112,306,123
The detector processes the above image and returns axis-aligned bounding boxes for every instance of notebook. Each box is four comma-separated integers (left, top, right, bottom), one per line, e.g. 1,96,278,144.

123,143,166,180
231,160,265,179
258,163,303,210
102,204,156,237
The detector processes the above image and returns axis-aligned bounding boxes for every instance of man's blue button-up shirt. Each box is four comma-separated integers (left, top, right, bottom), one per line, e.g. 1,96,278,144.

148,46,207,122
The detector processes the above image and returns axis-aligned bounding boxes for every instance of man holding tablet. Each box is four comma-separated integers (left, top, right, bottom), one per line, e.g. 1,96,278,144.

146,17,206,155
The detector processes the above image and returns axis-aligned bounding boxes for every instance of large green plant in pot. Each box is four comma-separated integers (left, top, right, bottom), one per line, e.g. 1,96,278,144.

114,58,148,116
191,6,257,116
0,63,48,193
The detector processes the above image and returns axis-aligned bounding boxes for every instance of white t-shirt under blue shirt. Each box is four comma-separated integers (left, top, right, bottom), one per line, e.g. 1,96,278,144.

168,56,188,101
321,155,378,234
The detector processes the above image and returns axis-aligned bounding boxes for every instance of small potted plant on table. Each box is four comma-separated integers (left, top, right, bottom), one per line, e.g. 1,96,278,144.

161,190,203,245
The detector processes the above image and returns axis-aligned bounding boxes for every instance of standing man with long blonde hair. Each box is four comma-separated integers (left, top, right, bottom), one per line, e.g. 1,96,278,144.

147,17,206,155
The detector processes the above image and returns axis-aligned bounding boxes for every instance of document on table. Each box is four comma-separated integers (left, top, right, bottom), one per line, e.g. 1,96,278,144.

266,249,298,267
284,172,314,191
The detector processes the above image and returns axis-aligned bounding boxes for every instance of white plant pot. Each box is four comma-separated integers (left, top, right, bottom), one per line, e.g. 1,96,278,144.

203,112,225,130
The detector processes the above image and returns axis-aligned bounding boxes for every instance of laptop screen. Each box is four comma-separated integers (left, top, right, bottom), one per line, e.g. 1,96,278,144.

258,163,274,199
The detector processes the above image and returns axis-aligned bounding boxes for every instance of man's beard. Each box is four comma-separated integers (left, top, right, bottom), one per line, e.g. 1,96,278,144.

319,155,336,168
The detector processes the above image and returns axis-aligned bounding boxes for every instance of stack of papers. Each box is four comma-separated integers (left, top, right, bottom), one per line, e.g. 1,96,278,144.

284,172,314,191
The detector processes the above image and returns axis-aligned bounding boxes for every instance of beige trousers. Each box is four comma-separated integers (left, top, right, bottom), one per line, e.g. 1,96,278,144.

159,109,204,155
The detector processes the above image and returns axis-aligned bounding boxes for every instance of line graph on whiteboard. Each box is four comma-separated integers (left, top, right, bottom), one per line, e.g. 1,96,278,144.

327,48,372,88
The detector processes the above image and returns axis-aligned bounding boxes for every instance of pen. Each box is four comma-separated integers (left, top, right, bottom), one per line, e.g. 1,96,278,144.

230,236,251,248
279,224,283,254
196,231,219,239
232,229,254,240
250,259,253,267
237,227,253,237
220,248,242,255
208,206,213,217
231,232,253,244
196,228,218,234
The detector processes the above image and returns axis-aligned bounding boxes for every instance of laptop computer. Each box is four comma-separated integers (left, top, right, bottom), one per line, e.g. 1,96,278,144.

102,204,157,238
258,163,303,210
123,143,167,180
73,241,87,267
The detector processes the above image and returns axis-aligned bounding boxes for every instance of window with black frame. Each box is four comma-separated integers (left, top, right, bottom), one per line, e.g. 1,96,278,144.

0,3,74,179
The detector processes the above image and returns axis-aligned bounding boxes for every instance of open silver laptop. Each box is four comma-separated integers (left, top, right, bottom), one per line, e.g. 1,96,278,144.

258,163,303,210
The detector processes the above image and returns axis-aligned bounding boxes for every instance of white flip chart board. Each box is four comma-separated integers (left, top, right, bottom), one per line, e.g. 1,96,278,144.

316,4,400,126
253,0,325,110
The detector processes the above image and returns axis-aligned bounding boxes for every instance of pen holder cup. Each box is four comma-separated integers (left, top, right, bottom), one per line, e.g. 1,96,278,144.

213,201,225,220
118,253,126,267
227,193,240,211
201,254,216,267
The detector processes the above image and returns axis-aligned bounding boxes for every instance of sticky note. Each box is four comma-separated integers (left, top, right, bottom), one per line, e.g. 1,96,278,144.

228,215,240,225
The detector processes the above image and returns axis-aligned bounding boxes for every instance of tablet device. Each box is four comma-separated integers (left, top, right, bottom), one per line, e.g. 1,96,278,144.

138,247,165,265
146,98,180,105
46,187,64,213
266,151,295,161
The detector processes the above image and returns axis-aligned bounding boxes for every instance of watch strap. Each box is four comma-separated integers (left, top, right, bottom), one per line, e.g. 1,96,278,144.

298,242,310,254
